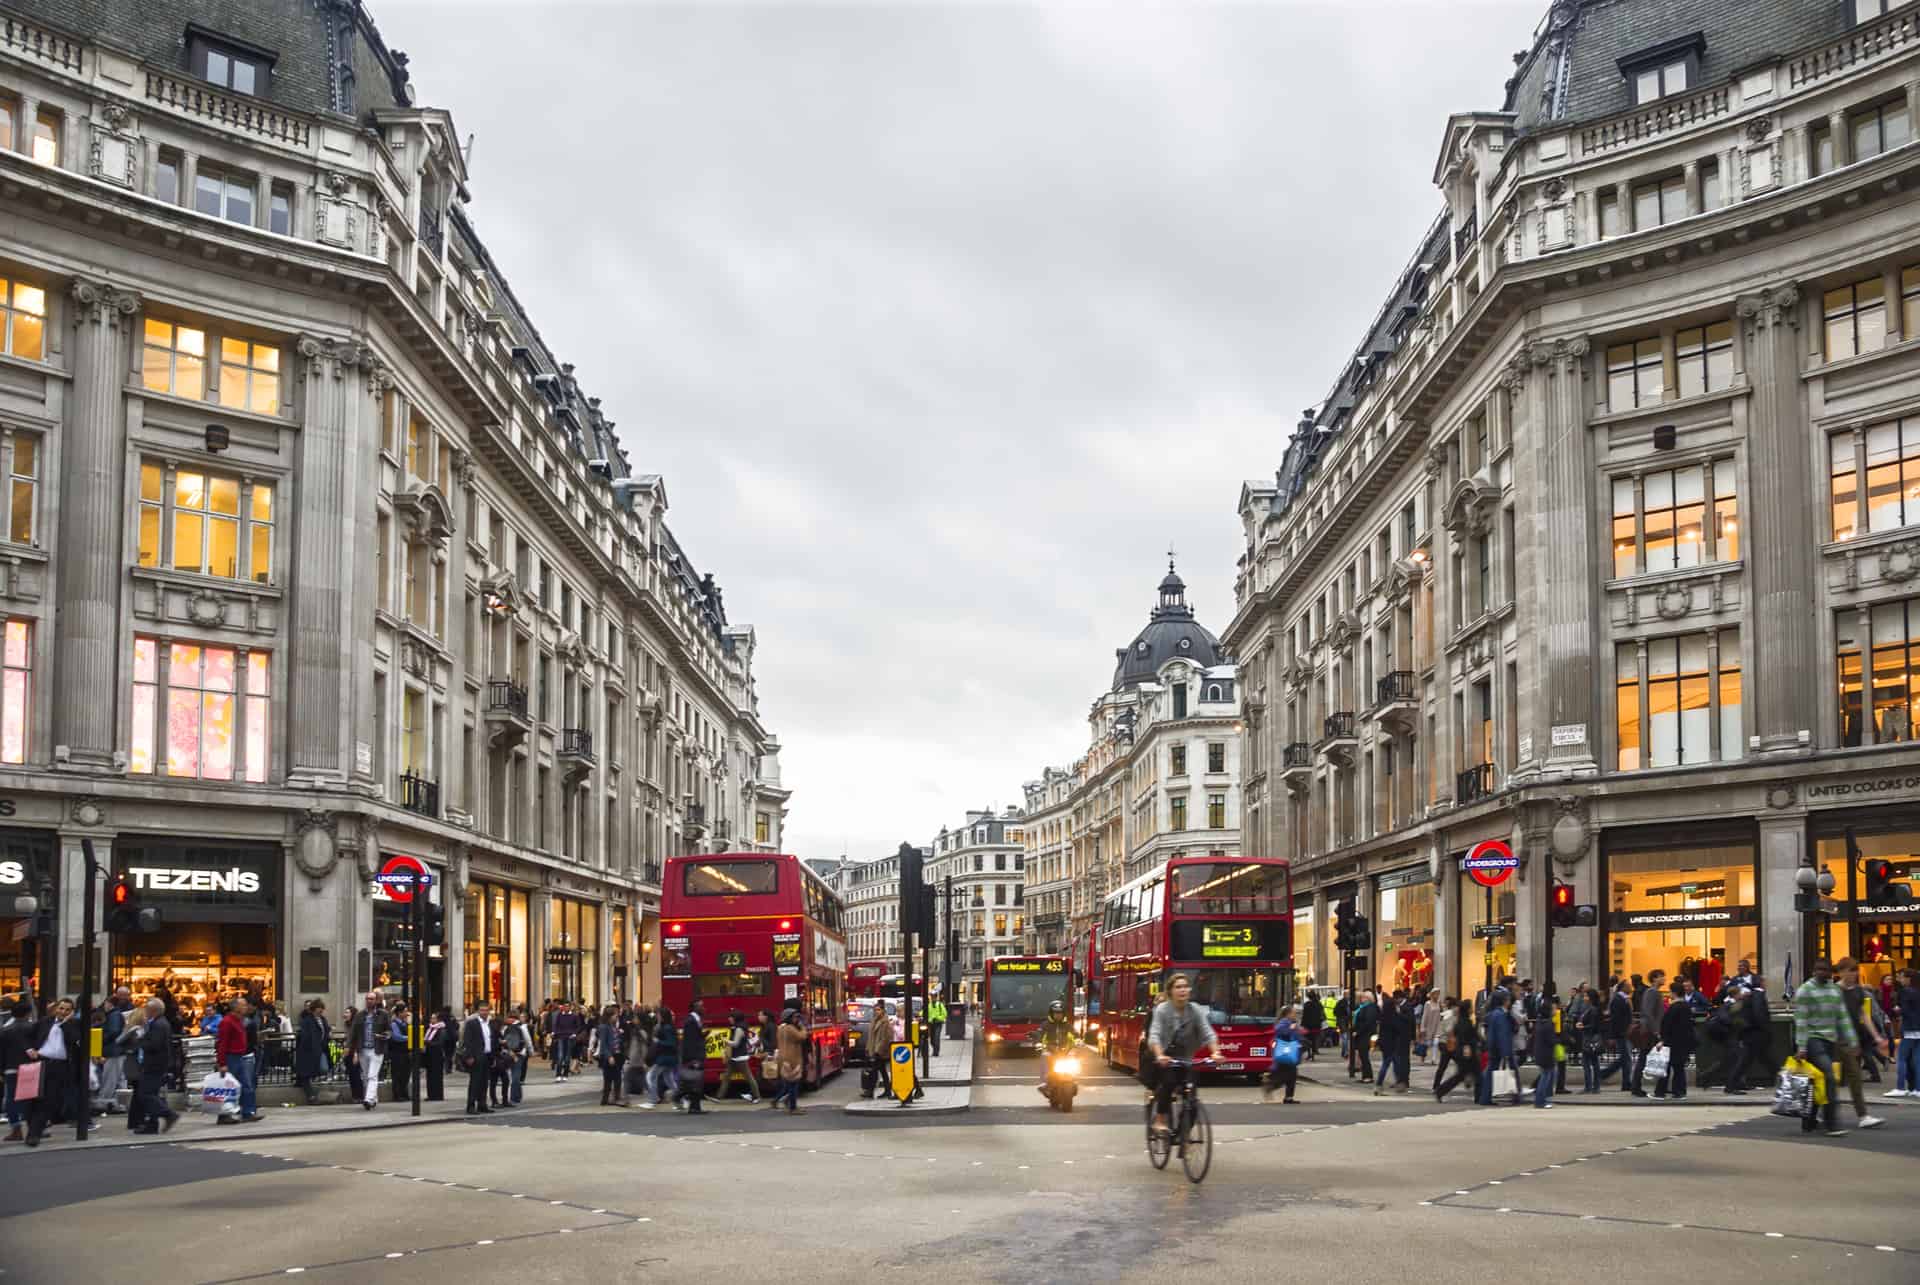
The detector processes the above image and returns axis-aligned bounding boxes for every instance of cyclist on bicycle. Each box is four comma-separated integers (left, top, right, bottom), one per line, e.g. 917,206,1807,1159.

1035,1000,1075,1095
1147,972,1219,1136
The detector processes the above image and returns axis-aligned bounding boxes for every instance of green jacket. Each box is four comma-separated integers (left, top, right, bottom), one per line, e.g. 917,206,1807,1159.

928,1000,948,1023
1039,1015,1074,1051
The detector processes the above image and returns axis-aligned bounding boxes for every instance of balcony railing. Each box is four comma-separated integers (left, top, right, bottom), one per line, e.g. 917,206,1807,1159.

398,772,439,819
1321,711,1357,741
1453,210,1478,255
1457,761,1496,806
1375,670,1416,706
1282,741,1313,769
687,803,707,829
559,728,594,761
418,207,445,259
485,680,529,719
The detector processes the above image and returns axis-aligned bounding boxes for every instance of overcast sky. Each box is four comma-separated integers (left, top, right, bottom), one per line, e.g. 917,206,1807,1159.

372,0,1541,861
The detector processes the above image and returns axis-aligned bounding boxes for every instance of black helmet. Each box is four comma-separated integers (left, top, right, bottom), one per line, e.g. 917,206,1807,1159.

1049,1000,1065,1017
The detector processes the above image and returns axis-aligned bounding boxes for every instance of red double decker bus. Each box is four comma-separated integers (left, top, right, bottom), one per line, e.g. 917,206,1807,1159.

982,955,1070,1048
1096,856,1293,1076
846,960,890,998
660,853,849,1088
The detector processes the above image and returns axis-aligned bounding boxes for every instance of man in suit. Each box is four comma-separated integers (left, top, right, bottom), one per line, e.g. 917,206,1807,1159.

22,998,85,1146
135,998,179,1135
460,1000,494,1115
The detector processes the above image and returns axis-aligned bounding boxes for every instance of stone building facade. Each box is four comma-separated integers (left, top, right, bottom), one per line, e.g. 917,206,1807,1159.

0,0,790,1018
1021,565,1243,967
1228,0,1920,1002
928,809,1026,1005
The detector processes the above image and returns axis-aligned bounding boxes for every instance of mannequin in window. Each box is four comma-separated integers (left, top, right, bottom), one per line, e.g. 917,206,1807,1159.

1880,704,1911,744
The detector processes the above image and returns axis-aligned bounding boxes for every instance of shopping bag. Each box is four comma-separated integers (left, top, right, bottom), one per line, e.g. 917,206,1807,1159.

1643,1045,1672,1080
1272,1039,1301,1067
1771,1067,1812,1119
200,1070,241,1118
1490,1067,1518,1097
1780,1054,1828,1107
13,1060,42,1101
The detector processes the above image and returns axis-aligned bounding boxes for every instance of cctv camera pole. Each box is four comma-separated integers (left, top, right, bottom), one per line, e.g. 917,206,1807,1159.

74,838,101,1143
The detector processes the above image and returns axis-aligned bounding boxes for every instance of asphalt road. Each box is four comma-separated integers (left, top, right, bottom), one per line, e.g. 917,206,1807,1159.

2,1040,1912,1284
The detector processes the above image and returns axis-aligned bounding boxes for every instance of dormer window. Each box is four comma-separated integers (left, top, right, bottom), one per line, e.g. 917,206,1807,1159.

1620,33,1704,106
1853,0,1915,24
188,28,275,98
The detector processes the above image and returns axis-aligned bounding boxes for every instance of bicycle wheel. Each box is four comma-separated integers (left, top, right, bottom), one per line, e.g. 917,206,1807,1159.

1145,1100,1171,1169
1180,1098,1213,1184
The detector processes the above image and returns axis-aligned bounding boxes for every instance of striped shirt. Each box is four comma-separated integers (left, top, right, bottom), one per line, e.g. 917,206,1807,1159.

1792,978,1858,1050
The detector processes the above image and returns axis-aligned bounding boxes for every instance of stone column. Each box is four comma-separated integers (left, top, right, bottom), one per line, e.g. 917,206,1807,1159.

1528,336,1601,775
1758,807,1805,981
1737,285,1815,753
288,336,376,784
1428,834,1455,997
1426,441,1455,805
1683,160,1702,216
52,280,139,770
1310,886,1329,988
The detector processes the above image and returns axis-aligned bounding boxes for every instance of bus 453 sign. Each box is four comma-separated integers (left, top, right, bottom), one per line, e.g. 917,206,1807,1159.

1461,839,1518,888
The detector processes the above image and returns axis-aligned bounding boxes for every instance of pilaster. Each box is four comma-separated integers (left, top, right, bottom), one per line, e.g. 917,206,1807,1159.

1737,284,1816,754
52,279,139,770
1530,335,1600,775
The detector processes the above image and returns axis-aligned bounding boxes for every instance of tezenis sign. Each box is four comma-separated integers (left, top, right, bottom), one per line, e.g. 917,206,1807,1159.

128,866,261,893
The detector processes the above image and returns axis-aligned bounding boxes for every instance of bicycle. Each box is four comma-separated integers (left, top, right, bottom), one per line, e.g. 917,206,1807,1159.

1144,1057,1213,1183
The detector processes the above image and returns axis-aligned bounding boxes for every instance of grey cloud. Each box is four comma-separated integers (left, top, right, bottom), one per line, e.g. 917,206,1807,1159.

372,0,1539,855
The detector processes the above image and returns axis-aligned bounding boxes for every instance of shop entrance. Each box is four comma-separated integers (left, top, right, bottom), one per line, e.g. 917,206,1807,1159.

113,840,280,1027
1602,830,1758,997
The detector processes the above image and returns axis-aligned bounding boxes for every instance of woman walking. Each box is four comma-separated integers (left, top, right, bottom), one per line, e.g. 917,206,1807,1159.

638,1005,677,1109
1532,994,1563,1108
775,1007,807,1114
294,1000,331,1105
1434,1002,1481,1102
1261,1005,1304,1104
594,1005,627,1107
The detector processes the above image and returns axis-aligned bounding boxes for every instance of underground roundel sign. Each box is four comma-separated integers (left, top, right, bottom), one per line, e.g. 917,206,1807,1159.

379,854,428,904
1461,839,1518,888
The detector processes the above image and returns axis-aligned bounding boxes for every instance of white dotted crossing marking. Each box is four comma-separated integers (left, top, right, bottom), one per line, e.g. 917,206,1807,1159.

476,1240,493,1247
386,1253,405,1259
1765,1233,1785,1239
1876,1247,1897,1253
591,1209,606,1215
285,1270,305,1276
559,1228,573,1235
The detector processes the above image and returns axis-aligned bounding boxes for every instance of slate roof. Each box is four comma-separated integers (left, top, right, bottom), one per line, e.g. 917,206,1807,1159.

1504,0,1846,133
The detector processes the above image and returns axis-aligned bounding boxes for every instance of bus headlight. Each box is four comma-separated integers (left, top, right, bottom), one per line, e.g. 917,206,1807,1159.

1088,1022,1100,1034
986,1032,1002,1043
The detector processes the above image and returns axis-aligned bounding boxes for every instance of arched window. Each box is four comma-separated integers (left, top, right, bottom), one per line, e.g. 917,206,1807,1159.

1207,684,1223,702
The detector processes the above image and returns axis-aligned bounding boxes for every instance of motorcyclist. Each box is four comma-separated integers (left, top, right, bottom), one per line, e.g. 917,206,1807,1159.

1036,1000,1076,1097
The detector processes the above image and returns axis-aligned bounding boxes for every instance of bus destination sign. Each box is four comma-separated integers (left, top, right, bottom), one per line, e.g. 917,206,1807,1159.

1200,924,1259,958
996,959,1066,974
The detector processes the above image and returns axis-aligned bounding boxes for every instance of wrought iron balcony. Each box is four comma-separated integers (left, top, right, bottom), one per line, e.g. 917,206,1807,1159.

687,803,707,829
1317,712,1358,766
484,679,531,750
1282,741,1313,769
1374,670,1418,733
398,772,439,819
559,728,594,787
418,207,444,259
1457,761,1497,806
1453,210,1478,256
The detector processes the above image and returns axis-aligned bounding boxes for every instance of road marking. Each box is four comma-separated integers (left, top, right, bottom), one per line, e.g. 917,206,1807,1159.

476,1241,493,1247
385,1253,404,1259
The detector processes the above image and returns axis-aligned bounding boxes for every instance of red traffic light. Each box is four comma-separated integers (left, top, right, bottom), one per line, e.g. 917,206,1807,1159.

1551,884,1573,909
111,877,131,905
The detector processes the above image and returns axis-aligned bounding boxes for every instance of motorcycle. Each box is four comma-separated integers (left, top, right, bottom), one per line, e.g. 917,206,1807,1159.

1041,1048,1081,1112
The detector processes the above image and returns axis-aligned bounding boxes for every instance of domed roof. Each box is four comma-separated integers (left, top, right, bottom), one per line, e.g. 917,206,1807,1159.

1111,560,1223,690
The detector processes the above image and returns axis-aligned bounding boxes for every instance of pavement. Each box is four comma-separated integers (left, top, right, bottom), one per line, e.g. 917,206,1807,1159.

2,1036,1912,1284
843,1030,974,1114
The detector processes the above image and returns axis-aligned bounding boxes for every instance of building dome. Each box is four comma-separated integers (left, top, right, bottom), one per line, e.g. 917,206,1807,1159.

1111,560,1224,690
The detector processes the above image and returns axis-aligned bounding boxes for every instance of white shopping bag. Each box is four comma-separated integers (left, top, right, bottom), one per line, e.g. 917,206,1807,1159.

200,1070,241,1118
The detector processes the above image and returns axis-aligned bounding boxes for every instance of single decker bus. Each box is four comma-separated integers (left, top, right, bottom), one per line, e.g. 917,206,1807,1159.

660,852,849,1090
1096,855,1293,1077
982,954,1070,1049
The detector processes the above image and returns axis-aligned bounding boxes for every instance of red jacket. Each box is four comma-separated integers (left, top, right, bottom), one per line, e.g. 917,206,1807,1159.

215,1013,248,1070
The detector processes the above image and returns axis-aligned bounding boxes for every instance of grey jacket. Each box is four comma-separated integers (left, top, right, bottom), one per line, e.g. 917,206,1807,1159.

1147,1001,1216,1059
1638,986,1664,1036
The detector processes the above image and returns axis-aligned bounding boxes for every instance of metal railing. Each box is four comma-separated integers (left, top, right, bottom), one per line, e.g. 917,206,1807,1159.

1375,670,1416,706
1322,711,1357,741
687,803,707,828
1457,761,1496,805
486,680,529,718
1282,741,1312,769
418,207,445,258
398,772,439,818
559,728,594,760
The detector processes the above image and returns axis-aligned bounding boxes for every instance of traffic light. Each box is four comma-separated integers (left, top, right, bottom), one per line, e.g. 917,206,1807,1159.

1574,902,1598,928
106,875,135,933
422,900,446,947
1864,858,1911,904
1333,899,1356,951
1349,914,1372,953
1550,883,1576,929
106,875,162,934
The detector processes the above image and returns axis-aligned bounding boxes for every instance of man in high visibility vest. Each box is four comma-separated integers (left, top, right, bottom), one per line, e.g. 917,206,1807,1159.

927,992,948,1057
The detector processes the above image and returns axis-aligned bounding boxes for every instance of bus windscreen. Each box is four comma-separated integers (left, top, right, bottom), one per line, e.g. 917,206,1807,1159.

1170,863,1288,915
988,971,1069,1021
1183,968,1283,1026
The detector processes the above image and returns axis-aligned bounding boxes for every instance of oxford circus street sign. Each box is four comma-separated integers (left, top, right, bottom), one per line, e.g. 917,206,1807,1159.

1462,839,1519,888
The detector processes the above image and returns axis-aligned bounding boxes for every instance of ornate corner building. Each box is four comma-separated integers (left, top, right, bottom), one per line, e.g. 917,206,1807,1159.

1023,563,1243,962
1227,0,1920,1001
0,0,792,1015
